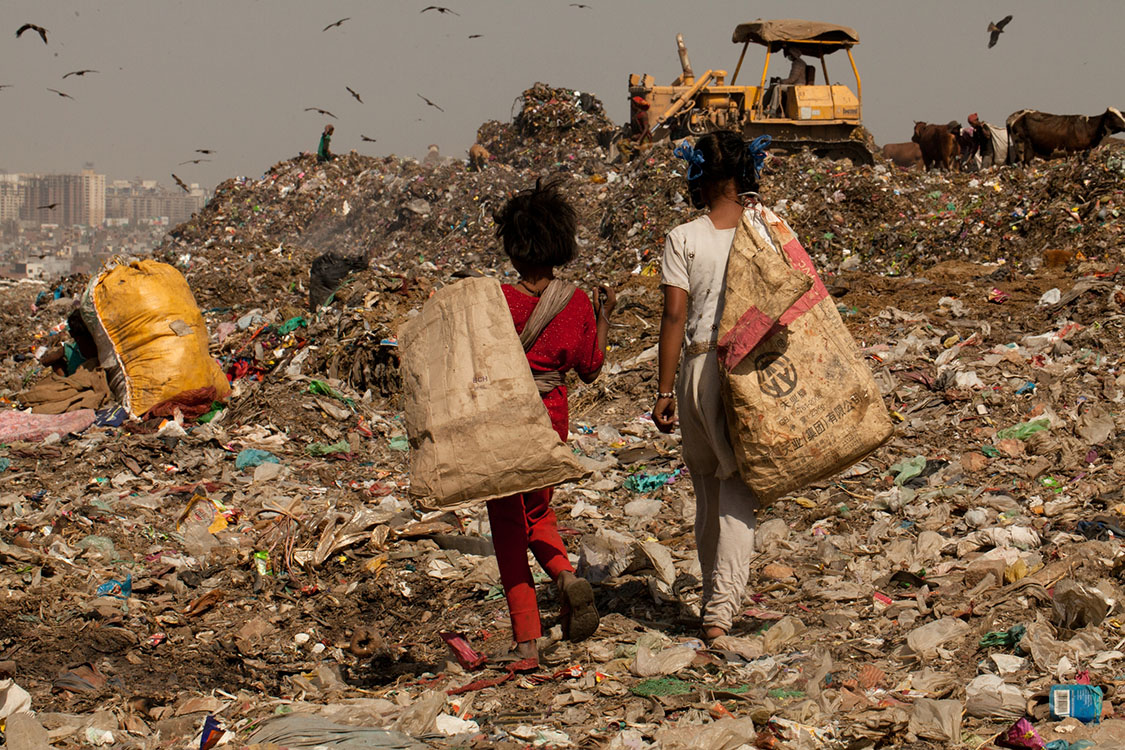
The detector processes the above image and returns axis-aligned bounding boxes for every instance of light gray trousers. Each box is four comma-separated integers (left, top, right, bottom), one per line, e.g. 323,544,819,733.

677,351,759,631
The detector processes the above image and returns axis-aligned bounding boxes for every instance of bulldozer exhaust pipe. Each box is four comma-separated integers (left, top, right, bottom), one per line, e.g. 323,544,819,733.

676,34,695,85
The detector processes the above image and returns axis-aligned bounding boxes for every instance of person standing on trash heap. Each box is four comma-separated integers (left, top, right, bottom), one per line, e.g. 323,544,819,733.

490,178,616,666
317,124,334,162
654,130,777,642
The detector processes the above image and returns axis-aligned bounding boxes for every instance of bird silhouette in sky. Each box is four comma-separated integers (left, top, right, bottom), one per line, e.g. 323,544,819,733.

0,85,12,91
421,6,459,16
361,135,377,142
304,107,337,119
46,88,74,100
179,158,211,165
323,18,350,31
37,203,58,210
195,149,215,155
62,69,98,79
417,93,444,112
987,15,1012,48
172,174,189,193
570,3,592,8
346,86,363,103
16,24,48,43
468,34,483,39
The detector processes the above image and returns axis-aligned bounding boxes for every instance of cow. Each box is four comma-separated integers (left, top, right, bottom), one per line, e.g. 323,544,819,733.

912,122,961,170
881,142,923,169
1006,107,1125,164
468,143,491,171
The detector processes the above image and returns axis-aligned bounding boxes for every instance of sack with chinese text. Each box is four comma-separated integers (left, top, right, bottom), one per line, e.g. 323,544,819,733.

718,207,892,505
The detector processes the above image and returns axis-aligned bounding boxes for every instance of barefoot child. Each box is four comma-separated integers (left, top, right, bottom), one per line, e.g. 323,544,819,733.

490,179,616,664
653,131,778,641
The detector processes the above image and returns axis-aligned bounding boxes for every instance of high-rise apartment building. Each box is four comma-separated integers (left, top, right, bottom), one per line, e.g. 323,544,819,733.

20,169,106,227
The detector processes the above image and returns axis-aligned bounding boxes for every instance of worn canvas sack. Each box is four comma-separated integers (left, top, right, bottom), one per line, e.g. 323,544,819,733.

401,277,587,509
718,206,892,505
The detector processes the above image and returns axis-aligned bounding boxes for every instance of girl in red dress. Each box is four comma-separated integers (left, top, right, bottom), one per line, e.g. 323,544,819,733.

490,179,616,664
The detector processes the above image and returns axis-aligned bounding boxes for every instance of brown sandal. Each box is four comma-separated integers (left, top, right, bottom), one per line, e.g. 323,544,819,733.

560,577,599,642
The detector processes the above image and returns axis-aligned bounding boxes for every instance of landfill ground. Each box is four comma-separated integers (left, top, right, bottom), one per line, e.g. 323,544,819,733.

1,84,1125,749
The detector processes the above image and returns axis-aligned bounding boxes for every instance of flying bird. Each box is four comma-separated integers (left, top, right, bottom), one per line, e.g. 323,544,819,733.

304,107,337,119
421,6,459,15
46,88,74,100
322,18,349,31
0,85,12,91
172,174,189,193
16,24,48,43
417,93,444,112
36,203,58,210
178,158,211,165
361,135,377,142
569,3,592,8
987,15,1012,48
346,86,363,103
468,34,483,39
62,69,98,79
195,149,215,154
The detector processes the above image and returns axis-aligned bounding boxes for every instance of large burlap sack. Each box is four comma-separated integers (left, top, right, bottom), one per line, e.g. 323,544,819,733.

719,207,892,505
401,277,587,510
81,258,230,417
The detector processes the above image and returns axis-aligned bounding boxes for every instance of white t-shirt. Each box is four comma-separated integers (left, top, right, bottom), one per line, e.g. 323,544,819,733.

661,210,775,349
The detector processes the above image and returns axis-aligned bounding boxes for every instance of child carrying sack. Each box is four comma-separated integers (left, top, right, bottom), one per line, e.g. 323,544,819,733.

717,207,892,505
401,276,587,510
81,258,230,418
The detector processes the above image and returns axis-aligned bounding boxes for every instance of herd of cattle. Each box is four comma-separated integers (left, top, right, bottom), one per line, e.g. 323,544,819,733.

881,107,1125,170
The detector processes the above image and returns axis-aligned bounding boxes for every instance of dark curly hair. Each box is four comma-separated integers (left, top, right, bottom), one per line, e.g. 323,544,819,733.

686,130,760,209
493,177,578,267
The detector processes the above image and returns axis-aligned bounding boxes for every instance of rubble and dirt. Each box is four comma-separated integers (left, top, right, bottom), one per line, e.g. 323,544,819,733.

0,83,1124,749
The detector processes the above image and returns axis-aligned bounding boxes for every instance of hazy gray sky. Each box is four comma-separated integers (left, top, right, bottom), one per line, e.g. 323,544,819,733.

2,1,1123,189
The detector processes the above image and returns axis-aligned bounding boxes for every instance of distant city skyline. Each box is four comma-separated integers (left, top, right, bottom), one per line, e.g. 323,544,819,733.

2,1,1123,190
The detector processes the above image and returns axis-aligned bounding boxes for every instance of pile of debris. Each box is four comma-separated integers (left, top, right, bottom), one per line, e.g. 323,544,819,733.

0,82,1124,749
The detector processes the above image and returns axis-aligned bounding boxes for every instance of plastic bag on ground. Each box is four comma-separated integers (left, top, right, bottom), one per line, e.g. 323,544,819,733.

1052,580,1111,630
631,645,697,677
908,698,962,742
0,677,32,720
906,617,970,659
966,674,1027,719
244,713,429,749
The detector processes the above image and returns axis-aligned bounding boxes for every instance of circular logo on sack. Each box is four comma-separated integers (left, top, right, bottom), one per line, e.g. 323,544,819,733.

755,352,798,398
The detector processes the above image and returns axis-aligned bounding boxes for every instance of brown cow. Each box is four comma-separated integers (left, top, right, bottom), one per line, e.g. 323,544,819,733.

468,143,491,171
881,142,923,169
1006,107,1125,163
912,122,961,171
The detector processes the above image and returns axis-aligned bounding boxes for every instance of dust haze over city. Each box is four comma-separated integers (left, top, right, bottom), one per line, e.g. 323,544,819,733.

2,0,1123,190
5,1,1125,747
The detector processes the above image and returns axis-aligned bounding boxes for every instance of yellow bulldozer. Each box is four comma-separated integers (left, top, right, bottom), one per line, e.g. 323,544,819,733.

628,19,875,164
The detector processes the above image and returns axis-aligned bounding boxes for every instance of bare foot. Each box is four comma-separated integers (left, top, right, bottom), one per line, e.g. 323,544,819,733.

702,626,726,642
515,639,538,661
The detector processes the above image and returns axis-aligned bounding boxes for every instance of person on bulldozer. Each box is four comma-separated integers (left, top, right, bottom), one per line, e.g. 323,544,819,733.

768,45,808,117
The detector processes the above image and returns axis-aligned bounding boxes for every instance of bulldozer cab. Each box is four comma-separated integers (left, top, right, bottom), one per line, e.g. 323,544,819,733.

627,19,872,163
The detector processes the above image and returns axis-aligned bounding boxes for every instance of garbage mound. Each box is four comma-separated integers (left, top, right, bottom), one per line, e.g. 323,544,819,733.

0,81,1124,749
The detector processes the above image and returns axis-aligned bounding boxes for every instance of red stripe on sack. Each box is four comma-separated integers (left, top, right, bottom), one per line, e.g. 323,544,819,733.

777,236,829,326
718,305,776,370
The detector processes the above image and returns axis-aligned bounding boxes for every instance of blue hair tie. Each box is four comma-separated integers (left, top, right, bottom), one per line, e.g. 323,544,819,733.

673,141,705,181
746,135,772,180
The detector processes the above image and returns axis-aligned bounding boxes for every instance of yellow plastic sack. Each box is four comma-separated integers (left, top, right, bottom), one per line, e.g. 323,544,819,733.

83,259,229,417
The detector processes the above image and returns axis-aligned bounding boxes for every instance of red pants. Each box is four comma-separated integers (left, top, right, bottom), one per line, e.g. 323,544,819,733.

487,487,573,642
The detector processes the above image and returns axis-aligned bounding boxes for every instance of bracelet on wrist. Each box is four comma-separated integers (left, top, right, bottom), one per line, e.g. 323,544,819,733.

657,391,675,400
